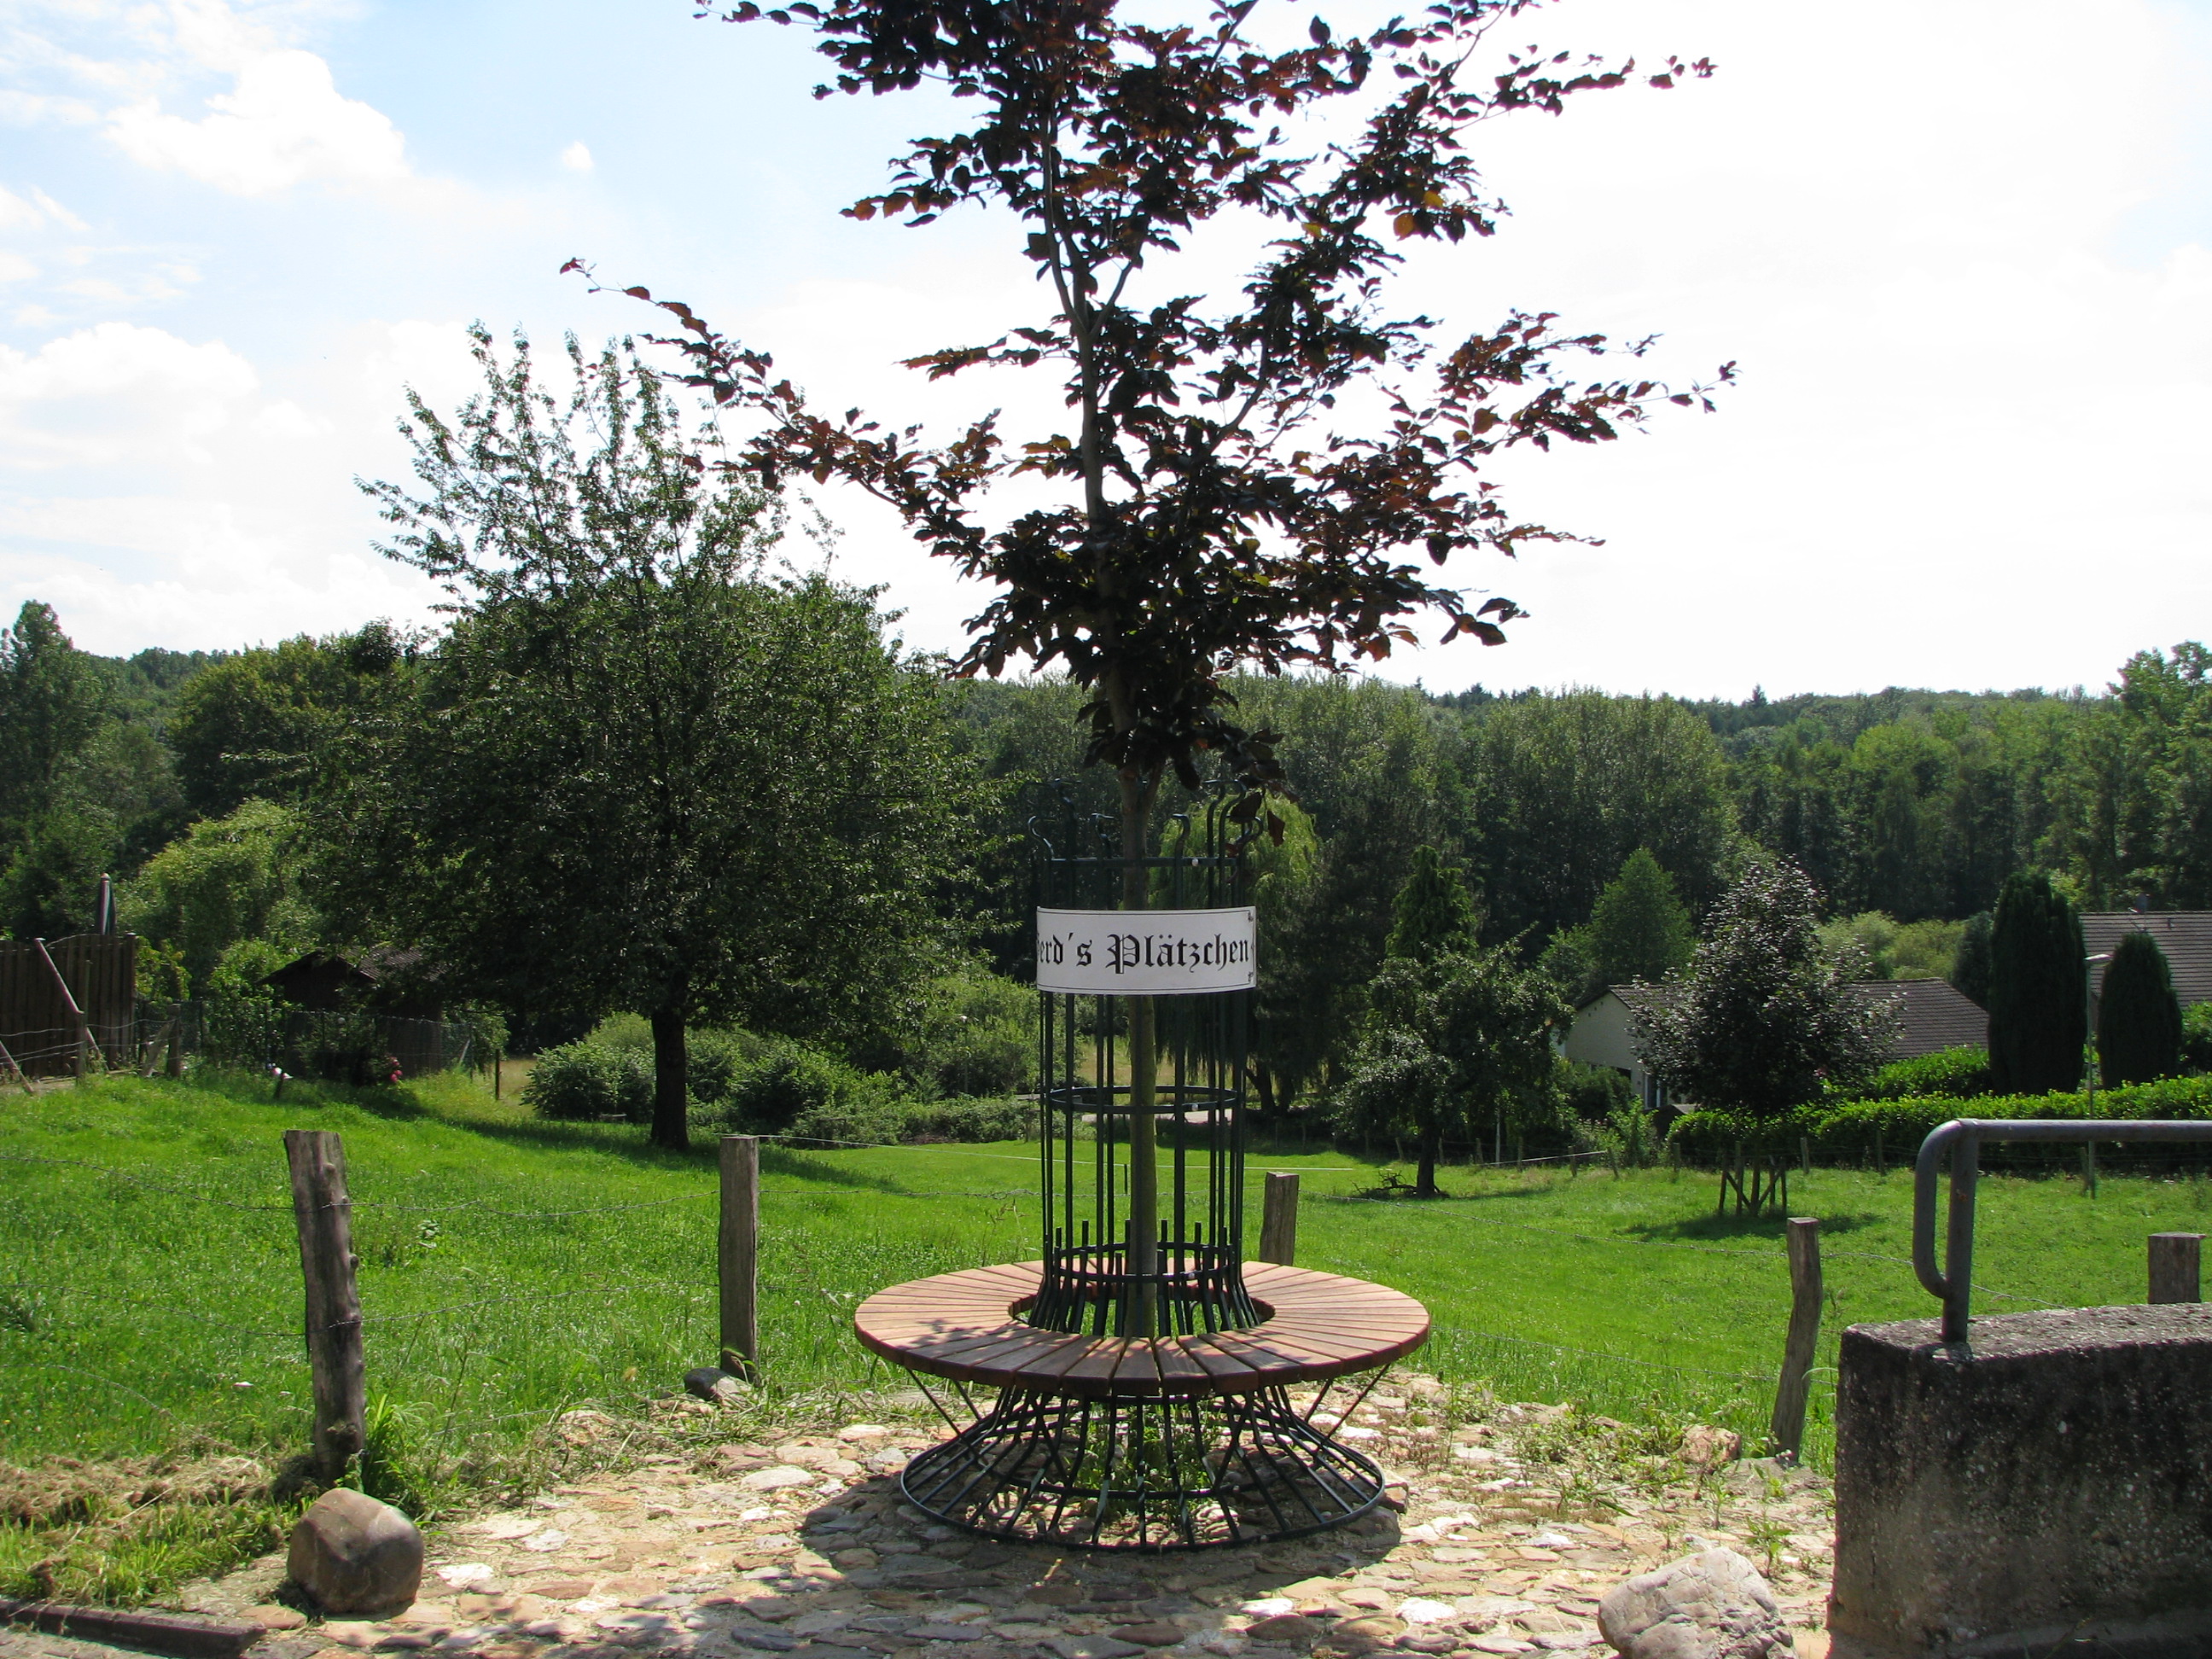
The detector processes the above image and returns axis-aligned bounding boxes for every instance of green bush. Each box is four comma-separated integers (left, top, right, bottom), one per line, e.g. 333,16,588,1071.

1669,1072,2212,1162
1552,1057,1633,1121
1848,1045,1993,1102
781,1091,1033,1147
685,1028,753,1109
2185,1002,2212,1075
523,1041,653,1121
870,969,1034,1099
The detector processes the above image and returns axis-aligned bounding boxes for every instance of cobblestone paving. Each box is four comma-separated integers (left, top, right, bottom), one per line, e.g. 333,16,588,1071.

20,1377,1835,1659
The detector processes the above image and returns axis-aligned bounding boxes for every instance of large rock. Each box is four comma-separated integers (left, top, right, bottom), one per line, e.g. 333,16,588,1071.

1598,1548,1791,1659
288,1488,424,1616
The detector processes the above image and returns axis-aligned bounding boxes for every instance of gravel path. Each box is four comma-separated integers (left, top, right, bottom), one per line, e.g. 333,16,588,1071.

131,1376,1836,1659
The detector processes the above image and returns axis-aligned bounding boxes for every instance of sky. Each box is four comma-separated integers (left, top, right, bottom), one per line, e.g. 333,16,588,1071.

1,0,2209,700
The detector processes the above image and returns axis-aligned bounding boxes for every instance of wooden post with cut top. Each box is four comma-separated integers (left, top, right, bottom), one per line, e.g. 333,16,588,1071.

1256,1171,1299,1266
719,1135,760,1378
2150,1232,2203,1304
284,1129,366,1481
1769,1216,1823,1462
34,939,97,1078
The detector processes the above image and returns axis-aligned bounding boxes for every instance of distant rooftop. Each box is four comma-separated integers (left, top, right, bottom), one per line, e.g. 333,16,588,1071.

2083,912,2212,1008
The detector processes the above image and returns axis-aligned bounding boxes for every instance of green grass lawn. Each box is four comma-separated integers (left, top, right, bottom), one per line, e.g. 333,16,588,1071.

7,1068,2211,1515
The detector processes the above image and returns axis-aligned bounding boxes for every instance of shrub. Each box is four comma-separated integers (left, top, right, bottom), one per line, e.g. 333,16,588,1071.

685,1028,753,1109
1552,1057,1633,1121
873,969,1033,1099
1669,1072,2212,1163
2184,1002,2212,1075
2100,931,2182,1086
1849,1045,1993,1102
524,1041,652,1121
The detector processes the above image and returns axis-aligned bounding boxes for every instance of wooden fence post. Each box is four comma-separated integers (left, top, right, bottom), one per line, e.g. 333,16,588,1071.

283,1130,366,1481
719,1135,760,1378
1769,1216,1823,1463
34,939,98,1078
2150,1232,2203,1304
1257,1172,1300,1265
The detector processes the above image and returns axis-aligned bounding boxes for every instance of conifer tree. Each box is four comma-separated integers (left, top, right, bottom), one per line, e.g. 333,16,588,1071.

1385,847,1480,965
1586,847,1695,986
1987,870,2087,1095
1951,910,1994,1006
2098,929,2181,1087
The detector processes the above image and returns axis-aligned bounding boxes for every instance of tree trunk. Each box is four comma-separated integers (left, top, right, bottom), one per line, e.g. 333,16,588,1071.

1118,766,1160,1337
650,1003,690,1151
1254,1061,1278,1121
1417,1129,1439,1198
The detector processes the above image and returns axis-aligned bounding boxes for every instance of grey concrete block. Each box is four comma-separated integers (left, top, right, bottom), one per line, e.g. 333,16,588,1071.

1831,1305,2212,1658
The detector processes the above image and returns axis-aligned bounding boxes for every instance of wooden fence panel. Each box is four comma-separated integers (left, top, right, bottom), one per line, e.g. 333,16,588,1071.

0,934,138,1075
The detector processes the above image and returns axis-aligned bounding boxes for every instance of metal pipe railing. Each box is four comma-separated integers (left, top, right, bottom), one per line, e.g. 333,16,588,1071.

1914,1118,2212,1341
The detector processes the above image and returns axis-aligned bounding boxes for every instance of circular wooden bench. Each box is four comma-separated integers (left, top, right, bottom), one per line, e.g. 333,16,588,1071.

854,1260,1428,1399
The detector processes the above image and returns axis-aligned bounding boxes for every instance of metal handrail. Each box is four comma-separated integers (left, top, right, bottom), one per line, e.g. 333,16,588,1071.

1914,1117,2212,1341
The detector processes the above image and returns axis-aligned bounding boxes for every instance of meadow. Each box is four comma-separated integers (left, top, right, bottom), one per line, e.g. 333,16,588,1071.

5,1067,2209,1598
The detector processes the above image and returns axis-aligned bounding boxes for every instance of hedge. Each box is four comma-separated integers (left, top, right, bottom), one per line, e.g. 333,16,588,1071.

1670,1073,2212,1163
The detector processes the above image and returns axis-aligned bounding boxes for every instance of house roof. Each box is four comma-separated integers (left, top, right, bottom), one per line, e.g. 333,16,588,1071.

1860,978,1987,1058
2084,911,2212,1008
1585,976,1985,1062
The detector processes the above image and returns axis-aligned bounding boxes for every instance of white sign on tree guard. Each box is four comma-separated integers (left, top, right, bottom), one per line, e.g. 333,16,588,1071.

1035,908,1257,995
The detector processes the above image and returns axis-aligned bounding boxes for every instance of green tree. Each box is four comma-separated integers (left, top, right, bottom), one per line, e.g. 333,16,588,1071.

1952,910,1994,1005
1986,869,2087,1095
119,800,319,992
333,329,981,1149
1336,945,1567,1195
1633,858,1894,1118
1385,846,1480,964
168,625,405,817
2098,930,2182,1087
596,0,1724,1300
0,805,114,940
0,602,109,836
1460,692,1735,944
1585,847,1695,985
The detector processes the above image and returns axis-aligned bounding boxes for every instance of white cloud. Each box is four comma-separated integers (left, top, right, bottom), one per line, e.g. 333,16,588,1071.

107,49,408,195
561,141,593,172
0,322,259,467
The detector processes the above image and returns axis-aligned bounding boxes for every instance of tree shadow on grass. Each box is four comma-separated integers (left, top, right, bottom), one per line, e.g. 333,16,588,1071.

1626,1208,1883,1243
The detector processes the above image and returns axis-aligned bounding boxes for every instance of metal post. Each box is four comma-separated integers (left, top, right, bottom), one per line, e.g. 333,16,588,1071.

1257,1172,1299,1265
1943,1130,1980,1343
2150,1233,2203,1303
1770,1218,1823,1461
719,1135,760,1377
2082,1142,2098,1198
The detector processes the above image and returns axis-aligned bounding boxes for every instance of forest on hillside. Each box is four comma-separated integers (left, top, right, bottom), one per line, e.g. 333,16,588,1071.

6,596,2210,1115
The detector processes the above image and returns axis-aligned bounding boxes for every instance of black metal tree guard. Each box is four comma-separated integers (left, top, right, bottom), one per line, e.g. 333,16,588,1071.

887,789,1399,1549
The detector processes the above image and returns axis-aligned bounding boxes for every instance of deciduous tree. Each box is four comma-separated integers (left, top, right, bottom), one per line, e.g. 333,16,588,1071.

1633,858,1893,1118
330,329,983,1148
581,0,1724,1292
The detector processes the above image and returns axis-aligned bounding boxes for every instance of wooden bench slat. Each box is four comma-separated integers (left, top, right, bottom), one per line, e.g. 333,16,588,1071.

856,1260,1427,1399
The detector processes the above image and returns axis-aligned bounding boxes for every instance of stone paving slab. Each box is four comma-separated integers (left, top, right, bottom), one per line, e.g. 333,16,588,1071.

124,1377,1835,1659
